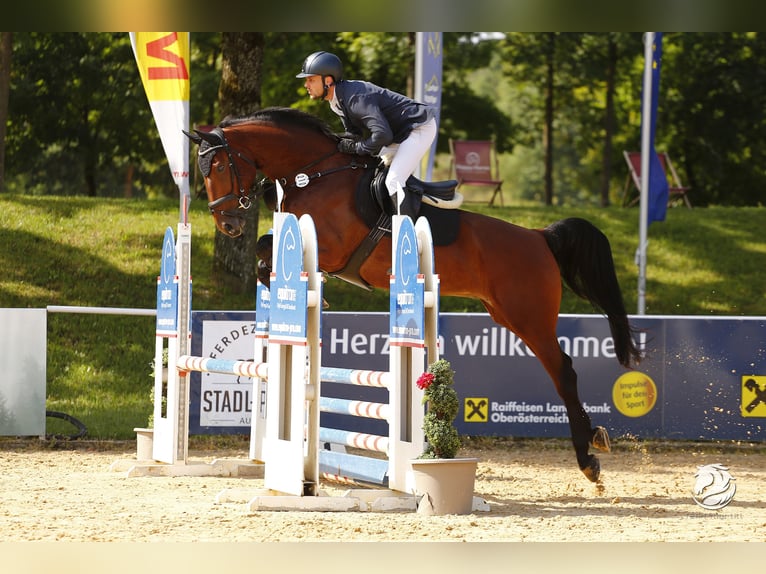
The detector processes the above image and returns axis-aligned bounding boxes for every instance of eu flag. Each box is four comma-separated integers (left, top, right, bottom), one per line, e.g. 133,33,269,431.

642,32,668,224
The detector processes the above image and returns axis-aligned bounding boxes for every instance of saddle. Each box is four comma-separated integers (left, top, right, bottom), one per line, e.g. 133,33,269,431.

367,166,462,219
352,164,460,237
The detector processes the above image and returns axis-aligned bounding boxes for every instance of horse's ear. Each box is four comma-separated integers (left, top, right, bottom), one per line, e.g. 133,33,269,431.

192,128,225,146
182,129,202,145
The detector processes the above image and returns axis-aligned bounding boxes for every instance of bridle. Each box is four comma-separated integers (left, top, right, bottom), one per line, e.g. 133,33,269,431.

198,127,377,218
197,127,260,219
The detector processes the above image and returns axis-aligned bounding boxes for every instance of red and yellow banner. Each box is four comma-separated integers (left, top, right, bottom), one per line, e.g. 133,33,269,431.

130,32,190,220
131,32,189,101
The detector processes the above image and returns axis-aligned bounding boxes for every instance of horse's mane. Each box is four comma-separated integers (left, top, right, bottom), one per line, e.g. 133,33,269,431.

220,107,338,140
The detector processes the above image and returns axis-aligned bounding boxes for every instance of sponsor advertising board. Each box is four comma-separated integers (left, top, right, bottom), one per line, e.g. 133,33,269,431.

189,312,766,442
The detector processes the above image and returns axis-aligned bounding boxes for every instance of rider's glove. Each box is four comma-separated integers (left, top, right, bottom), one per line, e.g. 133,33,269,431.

337,138,358,155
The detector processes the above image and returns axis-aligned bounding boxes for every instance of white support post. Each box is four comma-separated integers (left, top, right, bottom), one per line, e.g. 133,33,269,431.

261,213,323,496
387,215,435,493
153,223,192,465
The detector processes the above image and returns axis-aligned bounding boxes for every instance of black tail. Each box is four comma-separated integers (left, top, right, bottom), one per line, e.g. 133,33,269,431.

543,217,642,367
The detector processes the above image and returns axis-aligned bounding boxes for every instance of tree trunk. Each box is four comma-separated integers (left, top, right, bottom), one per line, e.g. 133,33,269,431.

543,33,555,205
124,163,134,198
213,33,265,293
0,32,12,193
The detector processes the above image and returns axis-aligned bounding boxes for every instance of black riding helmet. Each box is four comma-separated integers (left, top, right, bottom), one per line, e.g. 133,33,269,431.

296,51,343,82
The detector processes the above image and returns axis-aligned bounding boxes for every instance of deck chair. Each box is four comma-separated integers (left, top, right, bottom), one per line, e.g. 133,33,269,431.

449,139,504,206
622,150,692,208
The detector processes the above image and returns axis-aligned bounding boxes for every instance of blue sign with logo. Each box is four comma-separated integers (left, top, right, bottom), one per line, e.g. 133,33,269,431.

156,227,177,336
269,214,308,345
390,218,425,347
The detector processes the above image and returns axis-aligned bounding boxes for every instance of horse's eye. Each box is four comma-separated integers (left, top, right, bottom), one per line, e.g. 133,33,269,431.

216,164,226,173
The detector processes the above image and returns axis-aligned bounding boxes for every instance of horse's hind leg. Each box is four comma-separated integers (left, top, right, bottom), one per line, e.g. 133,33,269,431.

486,299,609,482
505,309,610,481
556,351,610,482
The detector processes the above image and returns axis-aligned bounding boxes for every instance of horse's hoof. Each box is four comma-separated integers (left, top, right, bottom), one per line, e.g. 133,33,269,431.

581,456,601,482
591,426,611,452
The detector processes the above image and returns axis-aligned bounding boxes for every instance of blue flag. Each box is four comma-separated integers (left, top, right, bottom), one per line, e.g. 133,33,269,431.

642,32,669,224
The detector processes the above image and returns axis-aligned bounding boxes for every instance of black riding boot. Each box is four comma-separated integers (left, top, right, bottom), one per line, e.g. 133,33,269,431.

394,193,418,220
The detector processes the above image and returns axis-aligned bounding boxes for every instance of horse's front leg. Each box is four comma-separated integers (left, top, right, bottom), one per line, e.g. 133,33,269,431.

558,352,610,482
256,233,273,287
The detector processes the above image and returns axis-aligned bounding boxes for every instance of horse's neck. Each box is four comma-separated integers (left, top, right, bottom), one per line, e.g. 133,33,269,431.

238,125,336,179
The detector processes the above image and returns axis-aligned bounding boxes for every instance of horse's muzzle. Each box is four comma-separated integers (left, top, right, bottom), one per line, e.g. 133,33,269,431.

216,218,245,238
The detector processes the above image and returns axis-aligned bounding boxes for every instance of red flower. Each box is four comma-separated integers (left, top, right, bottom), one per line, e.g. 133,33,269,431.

416,372,435,390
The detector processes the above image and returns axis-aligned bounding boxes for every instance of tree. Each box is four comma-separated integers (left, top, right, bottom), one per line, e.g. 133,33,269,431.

600,34,618,206
661,33,766,205
4,33,167,197
500,33,563,204
211,33,265,293
189,33,222,128
551,33,642,207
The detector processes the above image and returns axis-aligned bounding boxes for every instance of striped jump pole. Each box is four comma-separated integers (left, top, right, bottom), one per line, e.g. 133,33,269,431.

176,356,268,379
320,367,391,387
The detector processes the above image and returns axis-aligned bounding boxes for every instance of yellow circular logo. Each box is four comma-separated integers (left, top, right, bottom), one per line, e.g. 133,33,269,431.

612,372,657,417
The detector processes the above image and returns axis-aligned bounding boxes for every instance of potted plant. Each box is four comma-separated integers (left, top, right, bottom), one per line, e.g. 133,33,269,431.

410,358,478,515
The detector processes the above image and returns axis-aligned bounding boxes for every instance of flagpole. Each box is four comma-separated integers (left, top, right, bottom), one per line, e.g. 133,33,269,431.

637,32,654,315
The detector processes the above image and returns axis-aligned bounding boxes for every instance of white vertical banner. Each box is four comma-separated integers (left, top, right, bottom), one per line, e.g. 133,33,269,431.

415,32,442,181
130,32,191,223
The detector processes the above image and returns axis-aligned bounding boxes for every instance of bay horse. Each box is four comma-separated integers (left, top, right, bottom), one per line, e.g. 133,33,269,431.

186,106,642,483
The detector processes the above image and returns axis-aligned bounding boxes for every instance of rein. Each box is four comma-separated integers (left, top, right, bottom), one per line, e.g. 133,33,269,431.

204,128,376,216
276,153,376,192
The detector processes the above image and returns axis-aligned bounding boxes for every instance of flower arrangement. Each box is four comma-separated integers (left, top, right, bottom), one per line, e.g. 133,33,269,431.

416,359,461,459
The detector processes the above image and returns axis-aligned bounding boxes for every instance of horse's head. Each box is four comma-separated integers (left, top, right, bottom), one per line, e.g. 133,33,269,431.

185,126,259,237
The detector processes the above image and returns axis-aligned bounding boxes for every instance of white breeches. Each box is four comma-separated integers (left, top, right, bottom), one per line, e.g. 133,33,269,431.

378,117,437,208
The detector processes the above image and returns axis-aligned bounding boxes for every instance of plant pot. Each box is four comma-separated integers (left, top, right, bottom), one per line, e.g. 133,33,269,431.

134,427,154,461
410,457,478,515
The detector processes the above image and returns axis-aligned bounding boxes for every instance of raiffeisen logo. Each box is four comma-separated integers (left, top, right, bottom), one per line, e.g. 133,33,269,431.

692,464,737,510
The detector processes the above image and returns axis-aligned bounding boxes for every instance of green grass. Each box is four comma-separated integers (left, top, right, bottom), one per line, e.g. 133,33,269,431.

2,194,765,439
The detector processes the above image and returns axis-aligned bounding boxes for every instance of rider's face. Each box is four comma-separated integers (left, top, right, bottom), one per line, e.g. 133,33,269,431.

304,75,328,100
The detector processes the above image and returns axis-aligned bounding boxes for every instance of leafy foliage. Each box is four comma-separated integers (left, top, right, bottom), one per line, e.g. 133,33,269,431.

6,33,167,197
418,359,461,459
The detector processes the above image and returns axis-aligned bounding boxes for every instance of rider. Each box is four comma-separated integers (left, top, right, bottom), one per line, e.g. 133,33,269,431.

296,50,437,219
